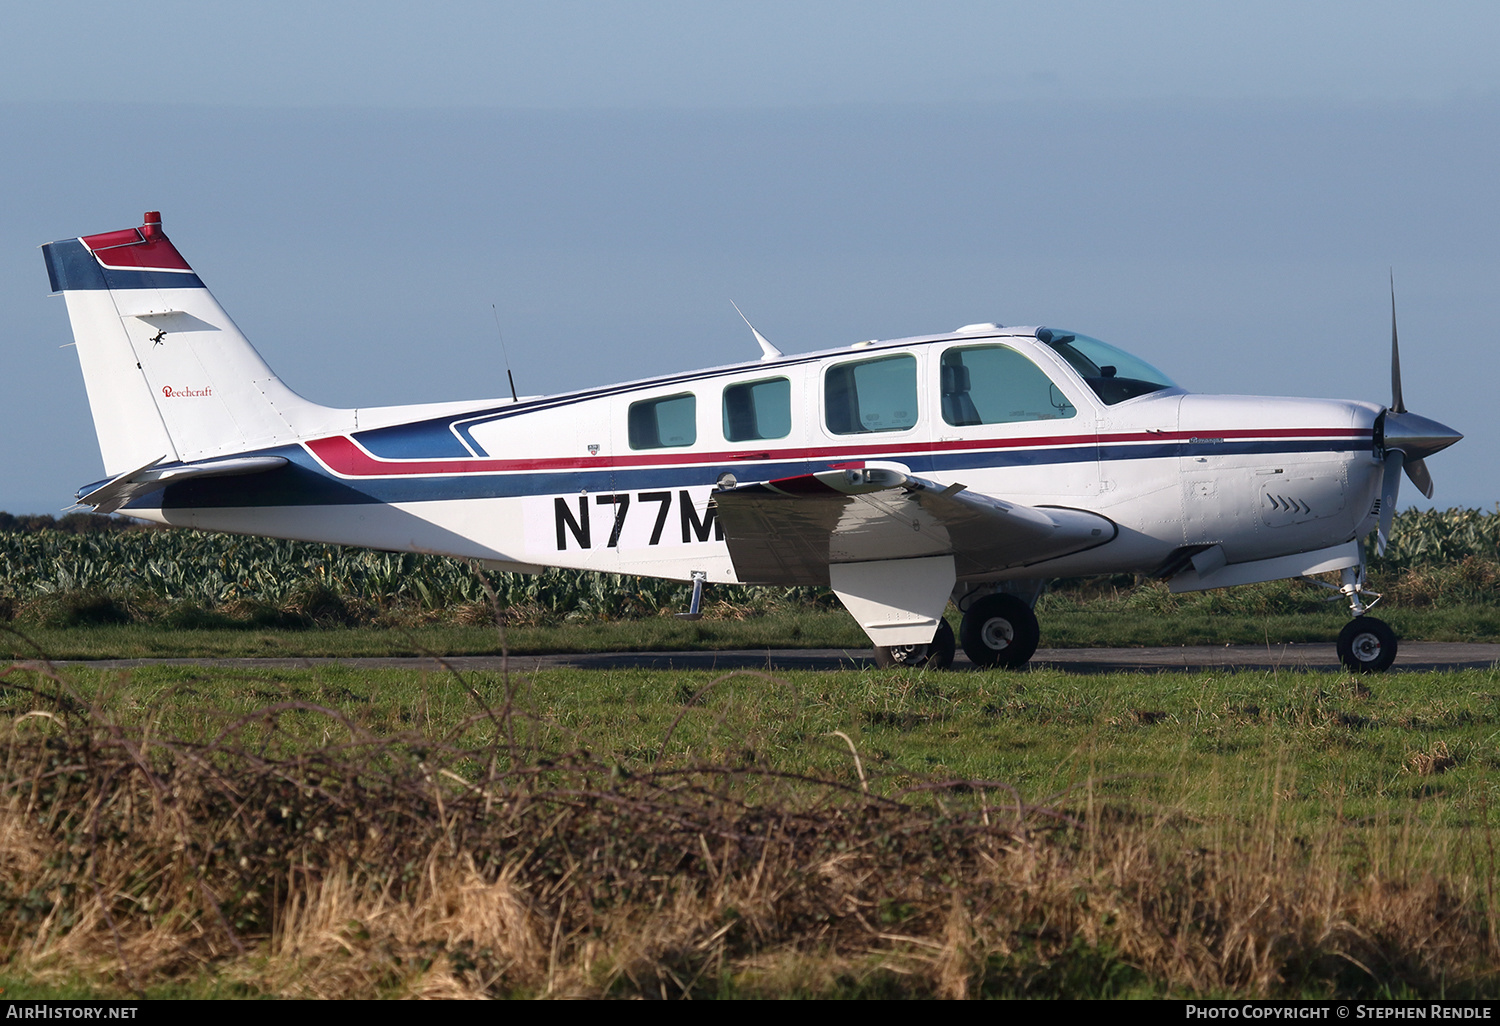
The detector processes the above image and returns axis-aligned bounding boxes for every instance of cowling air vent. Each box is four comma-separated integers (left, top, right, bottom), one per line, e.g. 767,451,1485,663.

1259,474,1345,527
1265,494,1311,515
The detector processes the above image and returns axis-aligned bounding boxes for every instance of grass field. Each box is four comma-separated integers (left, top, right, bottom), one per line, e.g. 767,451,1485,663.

2,656,1499,998
1,510,1496,997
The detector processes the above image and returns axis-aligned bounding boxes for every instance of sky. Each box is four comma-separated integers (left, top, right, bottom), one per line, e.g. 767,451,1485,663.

2,1,1496,514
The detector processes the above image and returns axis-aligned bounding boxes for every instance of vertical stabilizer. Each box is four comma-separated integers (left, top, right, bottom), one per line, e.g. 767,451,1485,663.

43,213,348,477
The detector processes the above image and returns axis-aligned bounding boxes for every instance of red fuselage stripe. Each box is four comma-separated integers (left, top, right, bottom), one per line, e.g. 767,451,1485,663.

304,428,1372,479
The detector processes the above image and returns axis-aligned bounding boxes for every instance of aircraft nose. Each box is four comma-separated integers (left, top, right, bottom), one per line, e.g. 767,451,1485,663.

1379,409,1463,462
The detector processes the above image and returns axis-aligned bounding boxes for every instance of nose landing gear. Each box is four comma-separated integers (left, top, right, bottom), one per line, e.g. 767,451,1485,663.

1323,563,1399,673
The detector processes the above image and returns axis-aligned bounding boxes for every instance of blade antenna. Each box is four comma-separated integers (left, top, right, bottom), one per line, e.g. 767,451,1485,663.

731,301,783,361
1389,270,1406,414
492,303,519,402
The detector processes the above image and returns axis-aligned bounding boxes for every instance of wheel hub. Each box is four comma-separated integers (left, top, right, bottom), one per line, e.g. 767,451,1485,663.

889,644,925,664
979,617,1013,651
1350,631,1383,662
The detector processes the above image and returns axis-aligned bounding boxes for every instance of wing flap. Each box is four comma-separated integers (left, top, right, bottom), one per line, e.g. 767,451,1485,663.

712,465,1115,585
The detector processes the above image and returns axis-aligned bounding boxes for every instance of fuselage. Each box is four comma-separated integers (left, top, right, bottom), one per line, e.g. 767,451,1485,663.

122,324,1382,587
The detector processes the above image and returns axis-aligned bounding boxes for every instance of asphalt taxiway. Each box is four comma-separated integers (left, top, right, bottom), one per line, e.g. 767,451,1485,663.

48,642,1500,674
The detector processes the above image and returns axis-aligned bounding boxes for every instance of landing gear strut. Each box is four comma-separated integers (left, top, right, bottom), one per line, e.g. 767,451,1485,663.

873,618,956,669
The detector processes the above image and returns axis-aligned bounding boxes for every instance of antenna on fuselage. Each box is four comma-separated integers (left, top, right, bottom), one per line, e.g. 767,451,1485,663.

730,301,783,361
491,303,519,402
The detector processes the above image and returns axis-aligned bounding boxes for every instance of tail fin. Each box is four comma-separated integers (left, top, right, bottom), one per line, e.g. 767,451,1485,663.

43,212,347,477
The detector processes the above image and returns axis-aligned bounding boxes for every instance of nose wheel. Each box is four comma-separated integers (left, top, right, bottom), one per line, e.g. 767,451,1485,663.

1337,616,1397,674
873,618,956,669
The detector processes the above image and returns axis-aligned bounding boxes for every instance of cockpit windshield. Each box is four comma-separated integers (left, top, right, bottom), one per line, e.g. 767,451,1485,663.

1035,328,1175,405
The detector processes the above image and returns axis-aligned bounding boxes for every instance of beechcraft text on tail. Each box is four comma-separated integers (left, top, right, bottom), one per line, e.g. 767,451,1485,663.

42,213,1461,672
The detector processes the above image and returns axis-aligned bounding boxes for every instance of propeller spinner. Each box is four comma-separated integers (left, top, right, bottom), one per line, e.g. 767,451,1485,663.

1374,277,1462,550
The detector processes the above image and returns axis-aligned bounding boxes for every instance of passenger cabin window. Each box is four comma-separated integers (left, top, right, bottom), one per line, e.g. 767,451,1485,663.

722,377,791,442
628,393,696,449
940,346,1076,426
825,354,918,434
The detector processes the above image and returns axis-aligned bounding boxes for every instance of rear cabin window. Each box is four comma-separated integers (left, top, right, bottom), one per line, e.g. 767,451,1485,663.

824,354,918,435
628,393,696,449
722,377,791,442
940,345,1077,425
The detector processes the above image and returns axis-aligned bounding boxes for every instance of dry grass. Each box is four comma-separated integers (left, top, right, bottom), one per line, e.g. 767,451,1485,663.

0,661,1496,999
1407,741,1459,777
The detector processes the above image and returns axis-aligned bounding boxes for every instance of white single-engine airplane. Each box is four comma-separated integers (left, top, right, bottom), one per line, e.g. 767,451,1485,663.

42,213,1462,672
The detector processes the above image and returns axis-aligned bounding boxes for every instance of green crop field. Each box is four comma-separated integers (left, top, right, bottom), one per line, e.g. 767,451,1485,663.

0,507,1497,659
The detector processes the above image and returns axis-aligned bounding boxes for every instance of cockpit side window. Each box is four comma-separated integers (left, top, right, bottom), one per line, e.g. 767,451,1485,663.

940,345,1076,425
1036,328,1175,405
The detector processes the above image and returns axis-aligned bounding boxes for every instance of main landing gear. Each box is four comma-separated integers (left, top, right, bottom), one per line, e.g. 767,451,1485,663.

872,587,1043,671
1326,563,1398,673
958,593,1040,669
873,619,955,669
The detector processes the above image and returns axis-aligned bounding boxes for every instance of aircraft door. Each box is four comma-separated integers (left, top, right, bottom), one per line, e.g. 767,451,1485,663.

602,388,729,577
716,371,810,487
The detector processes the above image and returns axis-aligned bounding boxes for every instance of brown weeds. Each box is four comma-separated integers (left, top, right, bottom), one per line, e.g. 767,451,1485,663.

1407,741,1459,777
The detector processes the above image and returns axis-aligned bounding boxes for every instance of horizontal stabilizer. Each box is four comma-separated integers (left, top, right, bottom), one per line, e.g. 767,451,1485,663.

75,455,288,515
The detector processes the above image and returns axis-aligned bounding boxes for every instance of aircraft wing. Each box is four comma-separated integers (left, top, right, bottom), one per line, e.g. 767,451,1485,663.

711,463,1116,585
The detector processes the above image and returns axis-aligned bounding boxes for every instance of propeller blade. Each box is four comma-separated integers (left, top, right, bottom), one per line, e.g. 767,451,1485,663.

1374,276,1456,505
1404,456,1434,500
1377,450,1403,555
1390,272,1406,414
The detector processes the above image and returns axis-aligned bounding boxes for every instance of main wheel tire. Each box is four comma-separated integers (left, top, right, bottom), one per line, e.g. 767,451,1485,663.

1337,616,1398,673
960,594,1040,669
873,618,956,670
